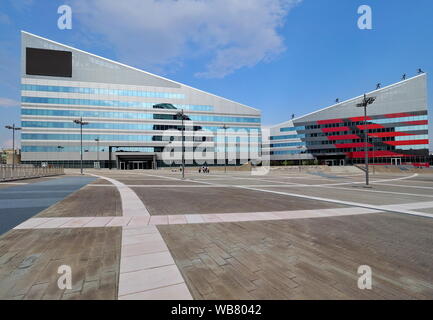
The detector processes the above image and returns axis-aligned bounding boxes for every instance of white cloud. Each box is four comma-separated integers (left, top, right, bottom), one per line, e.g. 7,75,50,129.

73,0,301,78
0,98,19,108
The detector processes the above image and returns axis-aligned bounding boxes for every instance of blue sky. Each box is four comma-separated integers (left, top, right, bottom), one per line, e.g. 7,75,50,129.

0,0,432,150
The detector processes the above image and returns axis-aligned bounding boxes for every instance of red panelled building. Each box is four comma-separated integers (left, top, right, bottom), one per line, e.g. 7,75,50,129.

267,74,429,166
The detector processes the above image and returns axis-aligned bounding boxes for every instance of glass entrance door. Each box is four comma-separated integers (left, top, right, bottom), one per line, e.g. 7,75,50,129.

131,161,145,170
391,158,402,166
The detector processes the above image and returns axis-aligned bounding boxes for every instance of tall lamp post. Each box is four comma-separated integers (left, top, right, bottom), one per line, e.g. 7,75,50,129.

220,124,229,173
73,117,89,175
356,94,376,186
95,138,100,169
5,124,21,170
175,110,187,179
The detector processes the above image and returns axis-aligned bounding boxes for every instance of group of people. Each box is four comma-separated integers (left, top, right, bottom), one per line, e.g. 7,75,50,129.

198,166,210,173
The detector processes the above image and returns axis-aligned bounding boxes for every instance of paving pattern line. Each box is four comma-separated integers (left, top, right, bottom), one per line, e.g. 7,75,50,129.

153,173,418,188
88,174,150,216
142,172,433,219
374,182,433,190
236,185,433,219
87,173,192,300
311,185,433,199
0,182,28,185
14,207,382,230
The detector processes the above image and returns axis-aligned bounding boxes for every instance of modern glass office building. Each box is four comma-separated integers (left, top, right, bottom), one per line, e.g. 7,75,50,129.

20,32,261,169
264,74,430,166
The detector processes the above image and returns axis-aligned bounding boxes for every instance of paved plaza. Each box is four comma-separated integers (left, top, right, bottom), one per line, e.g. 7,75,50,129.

0,168,433,299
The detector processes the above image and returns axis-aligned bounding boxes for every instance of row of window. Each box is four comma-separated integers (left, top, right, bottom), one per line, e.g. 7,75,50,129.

395,134,428,141
306,126,428,138
308,146,429,154
21,145,259,153
22,146,155,153
22,97,213,112
398,125,428,131
270,134,305,141
22,108,260,123
22,133,257,142
21,121,260,133
303,114,427,130
399,145,429,150
271,150,303,155
22,84,185,99
306,135,428,145
372,115,428,124
280,126,305,132
270,142,305,148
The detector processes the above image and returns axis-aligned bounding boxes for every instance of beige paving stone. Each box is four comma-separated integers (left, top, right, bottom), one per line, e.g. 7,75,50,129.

106,217,132,227
120,251,175,273
148,215,169,225
185,215,205,224
59,217,96,228
83,217,114,228
118,265,185,296
36,217,74,228
122,232,164,246
168,215,188,225
118,283,192,300
122,225,158,236
121,240,169,257
201,214,223,223
128,216,150,227
13,218,52,229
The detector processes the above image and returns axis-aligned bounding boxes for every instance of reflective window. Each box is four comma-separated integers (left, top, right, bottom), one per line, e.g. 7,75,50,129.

22,84,185,100
21,121,261,133
397,125,428,131
371,115,428,124
22,97,213,112
21,108,260,123
22,133,154,141
270,134,305,140
270,142,305,148
395,134,428,141
399,145,429,150
22,146,155,152
280,126,305,132
271,150,303,155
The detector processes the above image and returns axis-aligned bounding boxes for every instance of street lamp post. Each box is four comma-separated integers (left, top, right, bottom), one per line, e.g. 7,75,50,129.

73,117,89,175
95,138,100,169
356,94,376,186
175,110,187,179
5,124,21,170
220,124,229,173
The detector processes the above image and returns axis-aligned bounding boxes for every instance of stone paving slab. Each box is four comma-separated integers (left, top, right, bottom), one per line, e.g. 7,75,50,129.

2,170,433,300
158,212,433,300
132,186,347,215
13,207,379,230
118,226,192,300
37,183,121,218
0,227,121,300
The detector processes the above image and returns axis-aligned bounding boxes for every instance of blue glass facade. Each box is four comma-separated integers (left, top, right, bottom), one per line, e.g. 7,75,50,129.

22,96,213,111
22,84,185,99
21,108,260,123
21,121,260,132
20,32,262,168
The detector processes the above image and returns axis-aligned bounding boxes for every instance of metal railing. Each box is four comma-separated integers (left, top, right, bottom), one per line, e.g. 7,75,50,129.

0,165,64,181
